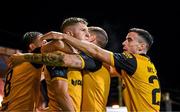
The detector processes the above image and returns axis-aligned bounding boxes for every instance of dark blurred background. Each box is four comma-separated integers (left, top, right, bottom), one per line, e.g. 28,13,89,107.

0,1,179,110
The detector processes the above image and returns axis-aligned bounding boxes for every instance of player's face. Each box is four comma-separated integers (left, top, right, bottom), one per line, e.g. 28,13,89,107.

122,32,142,54
71,23,90,41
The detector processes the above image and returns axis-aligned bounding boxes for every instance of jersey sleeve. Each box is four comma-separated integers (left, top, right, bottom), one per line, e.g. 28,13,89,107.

113,51,137,75
79,52,102,72
46,66,68,79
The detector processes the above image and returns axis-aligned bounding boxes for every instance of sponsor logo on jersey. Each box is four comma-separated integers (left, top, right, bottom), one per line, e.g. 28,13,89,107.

71,79,82,86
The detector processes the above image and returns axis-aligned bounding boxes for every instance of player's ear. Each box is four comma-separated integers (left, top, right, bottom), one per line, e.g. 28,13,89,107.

66,31,73,36
138,43,145,51
28,43,36,52
88,34,96,42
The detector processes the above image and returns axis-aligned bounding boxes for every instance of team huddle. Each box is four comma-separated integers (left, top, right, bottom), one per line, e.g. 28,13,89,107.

0,17,161,111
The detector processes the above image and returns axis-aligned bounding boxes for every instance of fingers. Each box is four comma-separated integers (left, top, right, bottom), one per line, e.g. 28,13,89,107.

40,31,64,41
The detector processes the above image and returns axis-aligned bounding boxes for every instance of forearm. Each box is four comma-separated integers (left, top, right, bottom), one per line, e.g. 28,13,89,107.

21,51,83,68
63,35,112,65
21,52,65,66
41,40,73,53
40,31,113,65
63,35,99,57
52,80,75,111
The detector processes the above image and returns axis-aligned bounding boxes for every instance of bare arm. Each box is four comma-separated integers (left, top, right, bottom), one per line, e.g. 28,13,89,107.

63,36,113,65
41,40,75,53
52,80,75,111
41,31,114,66
9,51,83,69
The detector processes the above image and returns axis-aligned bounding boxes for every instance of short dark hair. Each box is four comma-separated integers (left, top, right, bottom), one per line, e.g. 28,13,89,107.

129,28,154,49
23,31,42,51
88,26,108,48
60,17,88,32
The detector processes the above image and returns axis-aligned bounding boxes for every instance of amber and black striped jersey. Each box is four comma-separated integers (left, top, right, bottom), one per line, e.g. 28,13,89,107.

1,62,42,111
81,65,110,111
110,51,161,111
68,52,105,112
80,52,110,111
67,69,82,112
43,66,62,111
43,52,103,111
1,48,43,111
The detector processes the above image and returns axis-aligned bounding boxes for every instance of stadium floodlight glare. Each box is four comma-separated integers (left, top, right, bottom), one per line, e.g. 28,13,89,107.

112,104,120,108
106,105,128,112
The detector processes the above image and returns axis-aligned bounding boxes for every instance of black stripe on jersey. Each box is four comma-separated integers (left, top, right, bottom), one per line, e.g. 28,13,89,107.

80,52,102,72
113,52,137,75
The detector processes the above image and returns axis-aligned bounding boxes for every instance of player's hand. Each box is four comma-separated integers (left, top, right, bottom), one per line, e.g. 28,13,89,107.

40,31,64,41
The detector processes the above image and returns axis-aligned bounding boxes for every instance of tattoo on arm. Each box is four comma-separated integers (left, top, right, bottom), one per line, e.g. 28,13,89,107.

24,52,65,66
24,54,42,63
42,52,65,66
